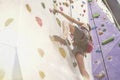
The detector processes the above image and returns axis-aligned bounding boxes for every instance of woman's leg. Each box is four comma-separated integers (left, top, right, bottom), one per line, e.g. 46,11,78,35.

75,53,90,80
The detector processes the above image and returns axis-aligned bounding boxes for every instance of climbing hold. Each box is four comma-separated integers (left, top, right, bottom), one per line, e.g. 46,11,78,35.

82,1,86,4
96,49,102,53
41,2,45,9
59,2,61,5
98,28,101,30
91,26,97,30
53,0,56,3
56,18,61,27
101,24,104,27
81,4,84,7
118,42,120,48
0,69,5,80
71,5,74,9
94,60,100,64
88,0,92,2
35,17,42,27
92,13,100,18
26,4,31,12
83,10,86,13
56,3,58,6
53,4,57,10
73,61,77,67
59,7,63,11
58,47,66,58
102,37,114,45
107,56,112,61
63,2,69,7
103,17,106,20
49,8,53,13
69,0,74,3
39,71,45,79
94,71,105,79
103,29,106,32
82,14,84,17
38,48,45,57
98,31,103,35
4,18,14,27
77,18,80,21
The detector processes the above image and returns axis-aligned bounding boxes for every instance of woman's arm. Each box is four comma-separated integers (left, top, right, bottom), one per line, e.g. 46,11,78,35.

54,9,84,26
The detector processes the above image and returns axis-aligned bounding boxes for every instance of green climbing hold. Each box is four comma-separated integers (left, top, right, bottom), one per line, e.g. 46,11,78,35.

92,13,100,18
56,18,61,27
88,0,92,2
102,37,114,45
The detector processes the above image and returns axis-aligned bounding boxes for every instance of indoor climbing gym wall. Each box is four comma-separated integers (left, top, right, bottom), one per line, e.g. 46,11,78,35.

0,0,22,80
17,0,93,80
88,0,120,80
0,0,120,80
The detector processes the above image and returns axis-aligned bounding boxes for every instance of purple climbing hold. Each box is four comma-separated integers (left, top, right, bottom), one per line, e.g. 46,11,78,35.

59,7,63,11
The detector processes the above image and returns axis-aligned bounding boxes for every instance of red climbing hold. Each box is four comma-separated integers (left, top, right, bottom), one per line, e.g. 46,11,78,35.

35,17,42,27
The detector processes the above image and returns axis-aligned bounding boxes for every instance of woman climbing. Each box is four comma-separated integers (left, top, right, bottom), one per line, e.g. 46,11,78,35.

52,9,93,80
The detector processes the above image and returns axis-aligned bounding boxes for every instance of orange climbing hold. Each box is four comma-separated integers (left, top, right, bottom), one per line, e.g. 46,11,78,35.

35,17,42,27
99,31,103,35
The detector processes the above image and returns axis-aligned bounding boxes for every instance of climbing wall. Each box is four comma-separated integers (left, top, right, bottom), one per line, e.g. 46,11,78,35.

88,0,120,80
0,0,22,80
17,0,93,80
0,0,120,80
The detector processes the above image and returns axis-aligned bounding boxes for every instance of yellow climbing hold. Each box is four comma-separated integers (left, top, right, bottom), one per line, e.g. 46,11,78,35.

58,47,66,58
56,18,61,27
39,71,45,79
0,69,5,80
26,4,31,12
4,18,14,27
38,48,45,57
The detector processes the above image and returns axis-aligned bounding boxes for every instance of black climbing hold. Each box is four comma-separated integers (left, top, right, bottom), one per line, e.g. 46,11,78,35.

71,5,74,8
103,29,106,32
119,43,120,47
101,24,104,27
53,0,56,3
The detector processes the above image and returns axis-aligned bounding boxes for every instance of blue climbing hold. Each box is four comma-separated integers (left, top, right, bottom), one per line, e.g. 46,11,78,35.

96,49,102,53
91,26,97,30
